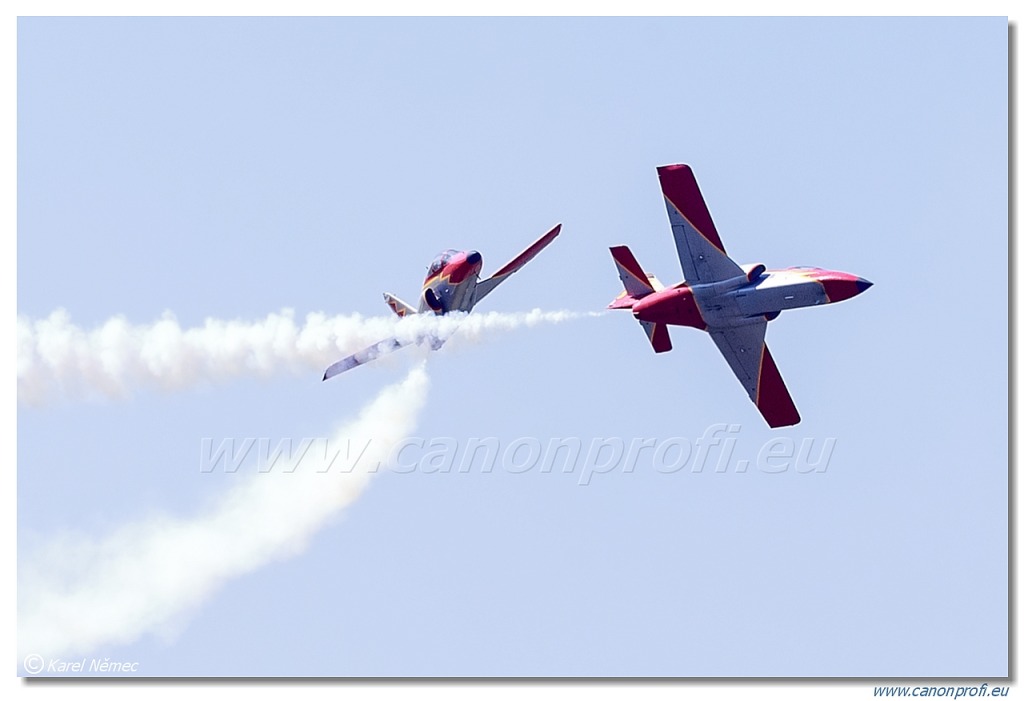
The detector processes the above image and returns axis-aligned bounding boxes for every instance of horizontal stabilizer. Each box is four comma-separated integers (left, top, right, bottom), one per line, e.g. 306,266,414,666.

383,293,416,318
639,320,672,353
608,245,663,309
610,246,656,297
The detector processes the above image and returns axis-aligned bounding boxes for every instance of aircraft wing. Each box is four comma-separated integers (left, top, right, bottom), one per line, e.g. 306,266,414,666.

708,322,801,428
322,337,409,381
658,164,743,284
472,223,561,306
321,321,455,380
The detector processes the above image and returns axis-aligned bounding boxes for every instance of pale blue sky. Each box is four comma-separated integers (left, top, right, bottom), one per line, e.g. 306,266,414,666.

17,17,1007,676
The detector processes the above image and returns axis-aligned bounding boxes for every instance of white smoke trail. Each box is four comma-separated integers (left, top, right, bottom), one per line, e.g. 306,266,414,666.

18,364,430,662
17,307,591,405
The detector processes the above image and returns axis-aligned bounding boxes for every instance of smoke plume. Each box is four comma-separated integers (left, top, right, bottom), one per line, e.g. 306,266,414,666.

19,364,430,661
17,308,586,405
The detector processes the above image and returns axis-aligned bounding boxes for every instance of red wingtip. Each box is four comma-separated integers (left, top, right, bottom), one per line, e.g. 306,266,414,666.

656,163,726,254
487,224,561,279
756,347,801,428
656,163,692,175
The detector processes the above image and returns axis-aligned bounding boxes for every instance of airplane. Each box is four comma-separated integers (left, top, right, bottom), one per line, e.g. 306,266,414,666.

608,164,872,428
323,223,561,380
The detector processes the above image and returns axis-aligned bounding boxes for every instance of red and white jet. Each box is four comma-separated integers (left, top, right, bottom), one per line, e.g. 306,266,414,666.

609,164,872,428
323,224,561,380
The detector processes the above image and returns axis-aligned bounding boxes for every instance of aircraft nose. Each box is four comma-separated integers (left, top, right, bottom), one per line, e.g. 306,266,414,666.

820,274,873,303
446,251,483,284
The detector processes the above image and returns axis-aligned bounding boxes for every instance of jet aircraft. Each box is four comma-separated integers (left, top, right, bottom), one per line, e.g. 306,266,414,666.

323,224,561,380
609,164,872,427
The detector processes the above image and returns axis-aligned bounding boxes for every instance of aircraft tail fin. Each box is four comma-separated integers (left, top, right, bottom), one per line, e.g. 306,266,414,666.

383,293,416,318
608,245,663,309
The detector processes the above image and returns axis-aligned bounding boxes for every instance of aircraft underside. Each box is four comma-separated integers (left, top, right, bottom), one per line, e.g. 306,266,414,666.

608,164,872,427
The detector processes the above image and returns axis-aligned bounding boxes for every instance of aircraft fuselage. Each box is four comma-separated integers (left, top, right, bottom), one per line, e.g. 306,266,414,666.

632,266,872,330
419,249,484,315
323,222,560,382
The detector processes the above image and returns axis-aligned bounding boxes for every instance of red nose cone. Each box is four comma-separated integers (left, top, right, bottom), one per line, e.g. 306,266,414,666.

447,251,483,284
820,274,873,303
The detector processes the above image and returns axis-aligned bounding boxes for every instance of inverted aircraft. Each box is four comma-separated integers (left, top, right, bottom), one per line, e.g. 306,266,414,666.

323,224,561,380
609,164,872,427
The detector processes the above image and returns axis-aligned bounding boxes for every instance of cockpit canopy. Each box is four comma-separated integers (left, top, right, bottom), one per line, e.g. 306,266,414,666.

427,249,460,276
